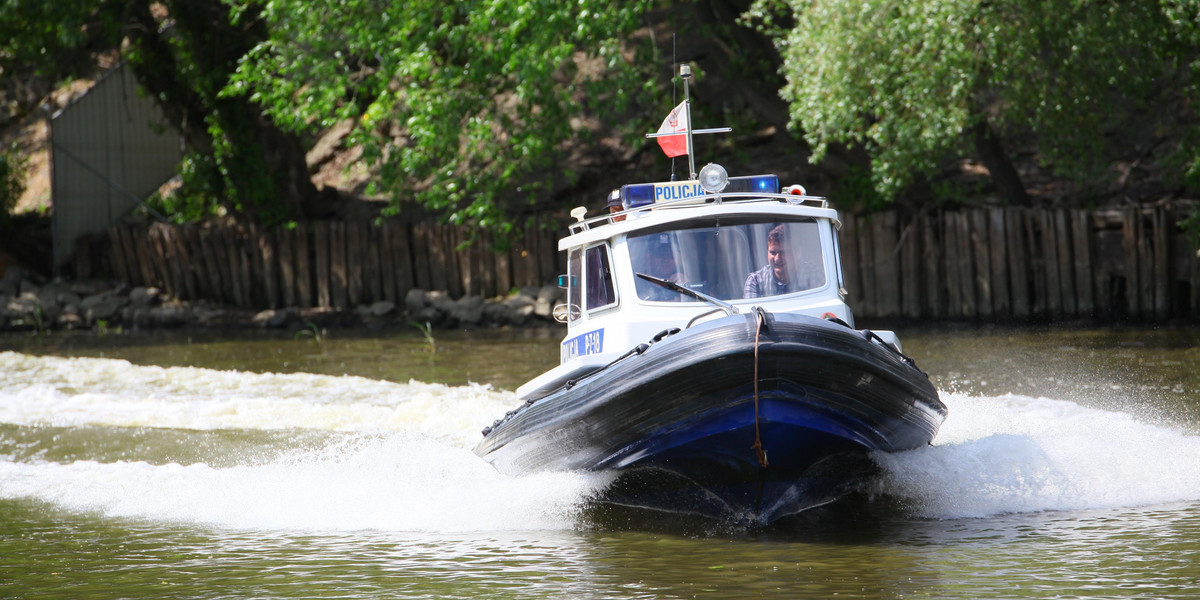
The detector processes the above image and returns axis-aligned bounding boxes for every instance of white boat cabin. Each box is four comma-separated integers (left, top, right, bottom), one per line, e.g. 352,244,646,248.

516,168,892,400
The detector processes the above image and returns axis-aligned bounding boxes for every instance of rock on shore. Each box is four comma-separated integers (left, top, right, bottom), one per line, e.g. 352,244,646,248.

0,265,566,332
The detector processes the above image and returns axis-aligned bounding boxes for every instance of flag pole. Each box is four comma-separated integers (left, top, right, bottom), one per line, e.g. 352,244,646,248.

643,62,730,172
681,64,696,179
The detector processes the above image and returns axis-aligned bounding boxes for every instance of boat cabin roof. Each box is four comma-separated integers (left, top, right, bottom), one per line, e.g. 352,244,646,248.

560,185,840,251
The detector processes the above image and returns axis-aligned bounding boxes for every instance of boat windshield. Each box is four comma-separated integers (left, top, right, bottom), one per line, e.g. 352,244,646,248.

628,218,826,302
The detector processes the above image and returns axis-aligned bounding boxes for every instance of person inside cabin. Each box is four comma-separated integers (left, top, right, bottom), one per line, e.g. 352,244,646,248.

606,189,626,222
638,234,683,301
743,224,822,298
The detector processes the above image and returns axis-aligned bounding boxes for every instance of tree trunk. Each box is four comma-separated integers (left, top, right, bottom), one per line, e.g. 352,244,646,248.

260,123,342,219
696,0,793,129
972,119,1030,206
125,0,329,223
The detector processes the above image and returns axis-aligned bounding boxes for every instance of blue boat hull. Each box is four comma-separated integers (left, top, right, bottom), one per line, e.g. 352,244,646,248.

474,313,946,525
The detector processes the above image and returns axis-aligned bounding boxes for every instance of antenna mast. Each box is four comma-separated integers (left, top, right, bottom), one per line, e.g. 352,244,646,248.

671,35,677,180
681,64,696,179
645,63,732,181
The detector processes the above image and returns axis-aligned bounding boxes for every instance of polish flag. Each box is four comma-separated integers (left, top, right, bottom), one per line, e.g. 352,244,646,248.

655,101,689,158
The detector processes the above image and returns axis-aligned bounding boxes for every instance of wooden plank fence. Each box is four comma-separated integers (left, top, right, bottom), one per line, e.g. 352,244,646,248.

86,220,566,311
840,204,1200,322
75,204,1200,322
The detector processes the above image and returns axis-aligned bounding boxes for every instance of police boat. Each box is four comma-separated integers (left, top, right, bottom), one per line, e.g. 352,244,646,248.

473,66,945,526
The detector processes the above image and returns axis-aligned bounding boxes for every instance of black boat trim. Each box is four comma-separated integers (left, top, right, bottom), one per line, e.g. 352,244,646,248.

480,326,684,436
823,313,923,372
480,312,930,439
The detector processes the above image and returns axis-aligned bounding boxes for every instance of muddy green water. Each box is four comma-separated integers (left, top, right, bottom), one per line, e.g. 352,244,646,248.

2,325,1199,599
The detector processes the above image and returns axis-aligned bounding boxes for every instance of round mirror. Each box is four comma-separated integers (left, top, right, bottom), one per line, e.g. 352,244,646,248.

551,303,580,323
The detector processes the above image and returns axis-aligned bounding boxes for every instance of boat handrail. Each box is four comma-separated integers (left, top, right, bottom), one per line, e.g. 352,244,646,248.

568,192,830,235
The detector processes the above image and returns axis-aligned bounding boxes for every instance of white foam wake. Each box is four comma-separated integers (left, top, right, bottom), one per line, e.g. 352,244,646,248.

6,352,1200,527
0,432,610,532
0,352,610,531
876,392,1200,518
0,351,512,448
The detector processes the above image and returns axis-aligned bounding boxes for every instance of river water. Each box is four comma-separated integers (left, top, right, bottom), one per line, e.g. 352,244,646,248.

3,324,1200,598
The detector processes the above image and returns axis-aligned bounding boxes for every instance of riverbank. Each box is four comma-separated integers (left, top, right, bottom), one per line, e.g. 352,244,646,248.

0,265,566,334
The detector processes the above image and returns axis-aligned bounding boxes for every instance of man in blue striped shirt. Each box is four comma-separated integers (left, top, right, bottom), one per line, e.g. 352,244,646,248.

744,224,823,298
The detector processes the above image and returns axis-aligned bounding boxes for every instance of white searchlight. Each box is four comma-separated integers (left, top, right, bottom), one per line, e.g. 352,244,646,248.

698,163,729,193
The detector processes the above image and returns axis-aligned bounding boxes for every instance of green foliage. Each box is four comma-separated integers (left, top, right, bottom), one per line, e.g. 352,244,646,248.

1175,130,1200,249
0,0,119,78
1,0,305,225
228,0,654,231
294,322,324,342
409,320,436,353
0,143,28,228
147,153,224,223
831,165,885,212
930,178,986,207
122,1,292,224
747,0,1197,203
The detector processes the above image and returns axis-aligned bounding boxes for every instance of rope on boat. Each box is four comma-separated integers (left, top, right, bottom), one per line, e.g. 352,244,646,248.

751,307,769,468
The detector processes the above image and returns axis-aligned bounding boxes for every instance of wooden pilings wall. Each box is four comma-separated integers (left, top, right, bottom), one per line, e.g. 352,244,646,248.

93,220,566,310
83,204,1200,322
840,205,1200,322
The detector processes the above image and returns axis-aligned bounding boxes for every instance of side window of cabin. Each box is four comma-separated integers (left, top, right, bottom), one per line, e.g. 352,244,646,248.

567,248,582,322
584,244,617,311
832,227,846,294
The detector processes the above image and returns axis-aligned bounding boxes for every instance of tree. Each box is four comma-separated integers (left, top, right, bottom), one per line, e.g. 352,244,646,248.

227,0,654,234
0,0,329,225
0,143,28,229
746,0,1200,207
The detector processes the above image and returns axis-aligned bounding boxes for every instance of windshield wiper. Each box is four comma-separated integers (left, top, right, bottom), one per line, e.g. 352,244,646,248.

635,273,740,316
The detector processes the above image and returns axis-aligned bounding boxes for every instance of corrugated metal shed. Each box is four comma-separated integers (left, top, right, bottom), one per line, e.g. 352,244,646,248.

51,63,181,269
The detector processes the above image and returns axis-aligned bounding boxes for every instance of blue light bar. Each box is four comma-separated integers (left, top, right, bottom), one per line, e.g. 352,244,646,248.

725,174,779,194
620,174,779,210
620,183,656,209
